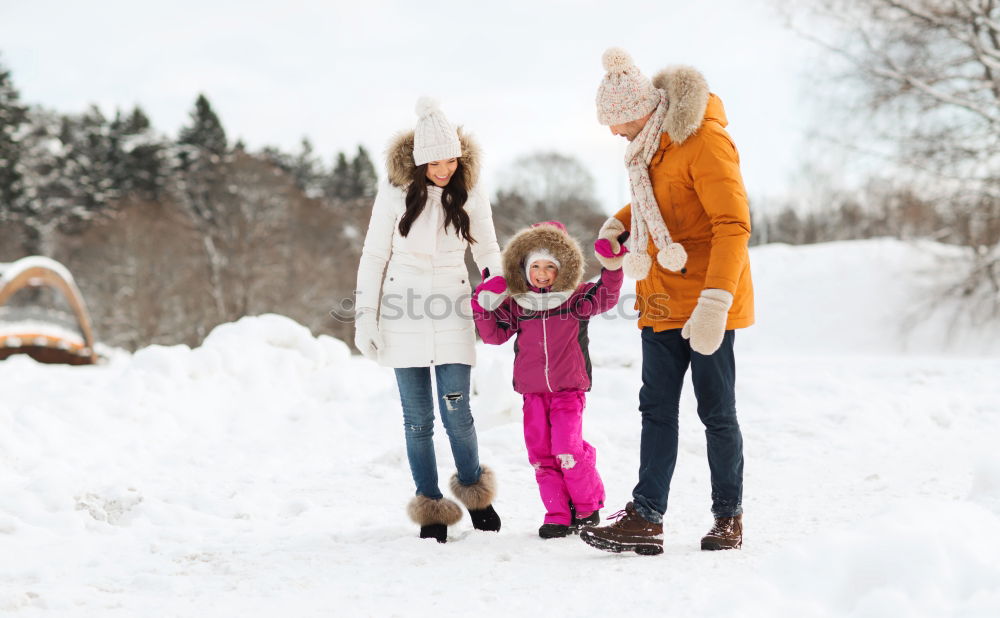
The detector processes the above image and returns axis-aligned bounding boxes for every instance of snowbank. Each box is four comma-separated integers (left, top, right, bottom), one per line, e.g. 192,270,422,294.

1,240,998,617
739,239,1000,356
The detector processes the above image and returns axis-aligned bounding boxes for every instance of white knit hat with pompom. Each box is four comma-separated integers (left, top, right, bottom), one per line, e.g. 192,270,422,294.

595,47,659,126
412,97,462,166
524,248,561,283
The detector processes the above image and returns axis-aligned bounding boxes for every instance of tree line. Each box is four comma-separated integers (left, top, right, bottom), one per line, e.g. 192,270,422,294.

6,0,995,354
0,57,607,352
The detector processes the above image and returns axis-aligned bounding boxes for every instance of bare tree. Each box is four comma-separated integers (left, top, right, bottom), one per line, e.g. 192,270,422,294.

48,193,211,351
787,0,1000,314
493,152,607,280
218,152,297,318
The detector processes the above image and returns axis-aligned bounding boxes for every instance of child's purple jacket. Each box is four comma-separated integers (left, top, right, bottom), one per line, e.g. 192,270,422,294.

475,268,623,394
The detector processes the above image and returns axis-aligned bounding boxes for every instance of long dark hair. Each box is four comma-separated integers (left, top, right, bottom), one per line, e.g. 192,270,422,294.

398,160,476,244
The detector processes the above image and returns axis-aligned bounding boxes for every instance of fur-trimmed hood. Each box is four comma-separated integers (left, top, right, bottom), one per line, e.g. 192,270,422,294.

385,128,482,189
502,222,584,297
652,65,722,145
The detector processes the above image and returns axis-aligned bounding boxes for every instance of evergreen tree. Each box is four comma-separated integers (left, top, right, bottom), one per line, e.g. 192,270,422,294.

108,109,129,195
291,137,323,198
351,145,377,198
171,96,232,319
7,104,119,250
324,151,352,200
16,108,64,216
178,94,227,157
173,94,229,231
0,58,27,216
57,105,118,222
109,105,164,199
258,145,291,172
324,146,377,201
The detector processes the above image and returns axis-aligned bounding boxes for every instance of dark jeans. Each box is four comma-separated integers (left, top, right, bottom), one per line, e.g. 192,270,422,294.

394,364,481,500
632,328,743,523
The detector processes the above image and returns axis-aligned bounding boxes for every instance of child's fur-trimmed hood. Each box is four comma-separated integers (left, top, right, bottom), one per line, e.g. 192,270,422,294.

501,222,584,297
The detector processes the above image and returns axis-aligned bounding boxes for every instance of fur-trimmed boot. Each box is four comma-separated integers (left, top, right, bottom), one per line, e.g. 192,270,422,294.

407,495,463,543
450,466,501,532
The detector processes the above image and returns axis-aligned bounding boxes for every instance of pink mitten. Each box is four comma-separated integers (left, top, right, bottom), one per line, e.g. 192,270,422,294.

594,221,630,271
472,268,508,312
594,235,629,258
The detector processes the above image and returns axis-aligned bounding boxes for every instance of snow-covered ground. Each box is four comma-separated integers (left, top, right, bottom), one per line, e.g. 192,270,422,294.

1,239,998,617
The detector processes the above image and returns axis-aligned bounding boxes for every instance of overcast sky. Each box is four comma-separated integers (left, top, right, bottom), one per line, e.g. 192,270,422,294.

0,0,818,214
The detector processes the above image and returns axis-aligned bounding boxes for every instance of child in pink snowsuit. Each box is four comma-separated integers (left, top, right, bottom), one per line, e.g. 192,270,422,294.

472,221,624,539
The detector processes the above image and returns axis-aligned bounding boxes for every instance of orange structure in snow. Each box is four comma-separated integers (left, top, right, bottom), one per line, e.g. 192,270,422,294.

0,257,98,365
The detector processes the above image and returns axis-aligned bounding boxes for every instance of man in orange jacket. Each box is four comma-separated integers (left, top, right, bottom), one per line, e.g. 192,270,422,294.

580,48,754,556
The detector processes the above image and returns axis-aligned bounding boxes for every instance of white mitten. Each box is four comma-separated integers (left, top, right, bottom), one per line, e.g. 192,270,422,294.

681,289,733,355
354,313,383,361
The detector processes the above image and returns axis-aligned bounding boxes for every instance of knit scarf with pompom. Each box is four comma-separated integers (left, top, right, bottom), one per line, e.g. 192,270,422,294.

623,90,687,279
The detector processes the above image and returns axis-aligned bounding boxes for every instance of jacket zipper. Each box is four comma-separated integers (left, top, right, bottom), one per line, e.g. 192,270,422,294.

542,314,553,392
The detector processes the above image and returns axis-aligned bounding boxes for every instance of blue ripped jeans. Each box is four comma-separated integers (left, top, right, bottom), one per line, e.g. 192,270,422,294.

394,363,481,500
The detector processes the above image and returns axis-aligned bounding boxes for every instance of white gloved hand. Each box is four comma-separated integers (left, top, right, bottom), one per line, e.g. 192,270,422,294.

594,217,628,270
681,289,733,355
354,313,383,361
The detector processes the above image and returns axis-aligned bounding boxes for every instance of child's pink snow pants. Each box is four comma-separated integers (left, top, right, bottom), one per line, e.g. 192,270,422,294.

522,391,605,525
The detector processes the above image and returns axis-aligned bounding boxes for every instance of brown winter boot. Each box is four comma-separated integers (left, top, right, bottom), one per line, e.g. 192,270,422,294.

579,502,663,556
701,514,743,550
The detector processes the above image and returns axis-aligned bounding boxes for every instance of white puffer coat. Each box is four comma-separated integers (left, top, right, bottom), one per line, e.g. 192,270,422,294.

355,129,502,368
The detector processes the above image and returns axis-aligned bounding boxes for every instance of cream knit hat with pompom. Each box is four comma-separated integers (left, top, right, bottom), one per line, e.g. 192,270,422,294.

412,97,462,166
595,47,659,126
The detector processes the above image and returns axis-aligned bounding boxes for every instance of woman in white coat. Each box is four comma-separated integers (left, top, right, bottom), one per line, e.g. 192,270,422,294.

355,99,504,543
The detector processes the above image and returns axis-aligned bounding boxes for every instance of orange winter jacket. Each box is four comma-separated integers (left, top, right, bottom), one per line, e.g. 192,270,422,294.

614,86,754,332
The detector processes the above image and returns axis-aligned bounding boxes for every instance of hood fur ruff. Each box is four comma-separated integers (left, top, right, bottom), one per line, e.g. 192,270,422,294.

385,128,482,189
502,223,584,297
652,65,710,146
